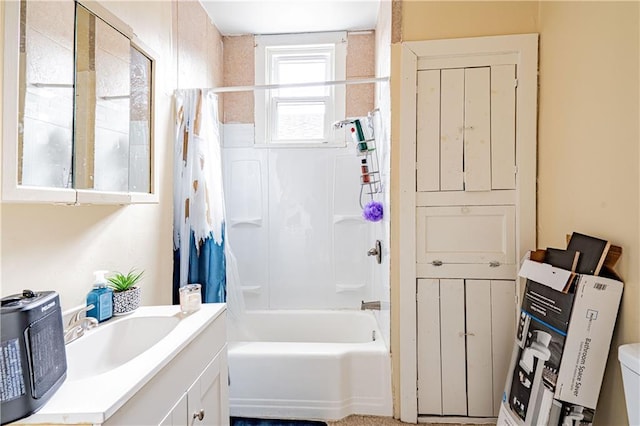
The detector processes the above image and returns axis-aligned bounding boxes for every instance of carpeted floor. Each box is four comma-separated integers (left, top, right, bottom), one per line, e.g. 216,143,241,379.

230,417,327,426
231,415,495,426
328,415,495,425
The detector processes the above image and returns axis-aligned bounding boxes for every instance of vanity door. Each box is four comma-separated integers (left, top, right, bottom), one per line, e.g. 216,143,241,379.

187,347,229,426
158,393,188,426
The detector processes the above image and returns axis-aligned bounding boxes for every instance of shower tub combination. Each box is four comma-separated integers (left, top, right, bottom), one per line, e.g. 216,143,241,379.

227,309,392,421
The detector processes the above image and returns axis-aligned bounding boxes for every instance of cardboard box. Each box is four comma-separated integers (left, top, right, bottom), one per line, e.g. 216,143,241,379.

497,254,623,426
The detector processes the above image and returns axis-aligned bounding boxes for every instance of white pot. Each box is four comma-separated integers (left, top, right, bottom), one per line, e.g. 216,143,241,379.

112,287,141,315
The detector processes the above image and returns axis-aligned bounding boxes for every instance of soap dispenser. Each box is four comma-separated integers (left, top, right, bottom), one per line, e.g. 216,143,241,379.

86,270,113,322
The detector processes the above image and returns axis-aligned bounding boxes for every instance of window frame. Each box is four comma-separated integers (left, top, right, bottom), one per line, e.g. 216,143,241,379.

255,32,347,147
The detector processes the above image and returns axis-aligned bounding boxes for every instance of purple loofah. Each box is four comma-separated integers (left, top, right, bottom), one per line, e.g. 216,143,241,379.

363,200,384,222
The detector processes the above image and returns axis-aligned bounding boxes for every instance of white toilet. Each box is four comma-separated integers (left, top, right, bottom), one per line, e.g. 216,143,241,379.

619,343,640,426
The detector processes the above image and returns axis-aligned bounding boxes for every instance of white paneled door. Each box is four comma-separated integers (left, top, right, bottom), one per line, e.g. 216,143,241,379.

417,65,517,194
409,35,538,421
417,279,516,417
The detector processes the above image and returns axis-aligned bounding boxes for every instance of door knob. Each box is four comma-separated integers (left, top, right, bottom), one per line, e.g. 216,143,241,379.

192,409,205,422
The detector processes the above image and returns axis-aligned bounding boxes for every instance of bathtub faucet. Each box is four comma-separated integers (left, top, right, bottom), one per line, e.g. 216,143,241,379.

361,300,381,310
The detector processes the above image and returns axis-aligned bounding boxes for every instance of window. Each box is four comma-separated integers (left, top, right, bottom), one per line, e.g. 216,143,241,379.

255,32,346,146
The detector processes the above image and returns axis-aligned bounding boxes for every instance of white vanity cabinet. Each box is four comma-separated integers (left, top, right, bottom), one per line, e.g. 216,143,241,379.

159,349,229,426
159,394,188,426
186,350,229,426
104,310,229,426
14,305,229,426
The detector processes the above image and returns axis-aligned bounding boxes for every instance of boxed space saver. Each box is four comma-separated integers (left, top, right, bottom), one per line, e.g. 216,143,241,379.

497,252,623,426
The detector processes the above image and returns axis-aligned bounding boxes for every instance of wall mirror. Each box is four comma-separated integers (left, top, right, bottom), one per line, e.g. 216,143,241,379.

2,0,156,204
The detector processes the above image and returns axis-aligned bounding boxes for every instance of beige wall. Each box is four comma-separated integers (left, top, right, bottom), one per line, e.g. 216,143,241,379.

537,3,639,423
391,1,640,424
401,0,538,41
176,0,223,90
222,35,254,124
0,0,223,312
176,0,224,122
222,32,376,124
346,32,376,117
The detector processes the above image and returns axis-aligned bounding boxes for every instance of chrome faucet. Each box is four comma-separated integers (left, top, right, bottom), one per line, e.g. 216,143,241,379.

361,300,381,310
367,240,382,264
64,304,98,344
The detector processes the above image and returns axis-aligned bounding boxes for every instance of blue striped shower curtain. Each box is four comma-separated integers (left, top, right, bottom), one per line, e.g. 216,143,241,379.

173,89,226,304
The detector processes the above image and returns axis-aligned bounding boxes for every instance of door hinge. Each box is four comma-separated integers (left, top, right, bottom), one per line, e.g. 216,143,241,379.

514,78,519,88
514,165,518,175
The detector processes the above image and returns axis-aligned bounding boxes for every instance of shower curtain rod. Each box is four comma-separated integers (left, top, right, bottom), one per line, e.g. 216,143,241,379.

202,76,389,94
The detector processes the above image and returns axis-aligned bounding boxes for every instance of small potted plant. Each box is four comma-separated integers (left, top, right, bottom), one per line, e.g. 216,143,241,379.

107,269,144,315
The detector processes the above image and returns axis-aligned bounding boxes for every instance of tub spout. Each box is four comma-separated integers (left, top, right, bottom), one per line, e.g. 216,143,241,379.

361,300,381,310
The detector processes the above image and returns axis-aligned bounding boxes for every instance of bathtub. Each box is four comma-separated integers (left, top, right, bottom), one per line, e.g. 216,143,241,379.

227,310,392,421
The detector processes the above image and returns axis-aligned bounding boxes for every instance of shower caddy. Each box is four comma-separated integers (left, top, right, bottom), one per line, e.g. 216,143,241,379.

339,111,382,209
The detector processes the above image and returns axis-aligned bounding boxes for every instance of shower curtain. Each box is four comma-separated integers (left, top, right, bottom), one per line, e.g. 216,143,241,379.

173,89,226,304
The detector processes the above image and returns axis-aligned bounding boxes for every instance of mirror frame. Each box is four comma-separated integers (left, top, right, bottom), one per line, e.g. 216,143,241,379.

1,0,158,204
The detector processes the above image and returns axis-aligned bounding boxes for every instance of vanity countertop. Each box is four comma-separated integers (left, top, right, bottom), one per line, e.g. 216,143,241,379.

15,304,226,425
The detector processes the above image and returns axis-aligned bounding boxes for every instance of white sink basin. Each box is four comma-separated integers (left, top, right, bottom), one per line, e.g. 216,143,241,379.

17,304,226,425
66,314,180,381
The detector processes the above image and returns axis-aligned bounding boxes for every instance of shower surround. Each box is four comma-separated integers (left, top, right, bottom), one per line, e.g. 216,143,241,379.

222,129,384,314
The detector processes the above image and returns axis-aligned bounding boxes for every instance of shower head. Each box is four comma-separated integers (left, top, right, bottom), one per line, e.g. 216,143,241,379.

333,118,355,129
